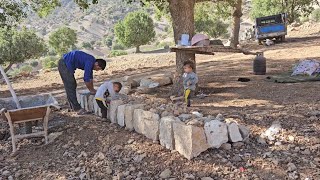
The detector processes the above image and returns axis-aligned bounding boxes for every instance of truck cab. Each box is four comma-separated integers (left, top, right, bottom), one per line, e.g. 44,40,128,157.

254,13,287,44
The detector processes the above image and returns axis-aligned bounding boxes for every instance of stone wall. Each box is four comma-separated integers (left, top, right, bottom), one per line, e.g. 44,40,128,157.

77,91,250,160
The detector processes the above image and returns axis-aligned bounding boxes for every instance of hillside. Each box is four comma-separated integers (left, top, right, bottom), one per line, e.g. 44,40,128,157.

23,1,257,49
24,0,171,56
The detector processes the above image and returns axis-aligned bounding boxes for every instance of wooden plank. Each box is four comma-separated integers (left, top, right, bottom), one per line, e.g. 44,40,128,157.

43,107,51,144
170,46,256,55
15,132,45,140
12,118,43,124
171,47,215,55
171,48,215,55
4,111,17,153
8,107,47,123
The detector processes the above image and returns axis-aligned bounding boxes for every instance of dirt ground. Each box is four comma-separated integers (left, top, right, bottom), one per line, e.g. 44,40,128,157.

0,25,320,180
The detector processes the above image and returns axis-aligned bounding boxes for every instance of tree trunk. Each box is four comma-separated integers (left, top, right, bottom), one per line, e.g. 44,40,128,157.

168,0,196,96
4,63,14,73
136,46,141,53
230,0,243,48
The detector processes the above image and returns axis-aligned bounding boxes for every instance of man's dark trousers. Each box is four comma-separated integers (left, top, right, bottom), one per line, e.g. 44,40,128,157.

58,59,82,111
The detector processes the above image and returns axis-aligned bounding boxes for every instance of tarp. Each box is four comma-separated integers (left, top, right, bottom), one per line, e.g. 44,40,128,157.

267,73,320,83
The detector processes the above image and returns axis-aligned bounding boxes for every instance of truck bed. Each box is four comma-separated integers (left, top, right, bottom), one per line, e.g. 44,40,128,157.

259,24,286,34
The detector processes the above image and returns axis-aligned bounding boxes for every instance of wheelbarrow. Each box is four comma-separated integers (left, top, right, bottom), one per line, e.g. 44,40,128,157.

0,94,61,153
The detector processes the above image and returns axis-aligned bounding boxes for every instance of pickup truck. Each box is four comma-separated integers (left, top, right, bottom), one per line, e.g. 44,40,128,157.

254,13,287,44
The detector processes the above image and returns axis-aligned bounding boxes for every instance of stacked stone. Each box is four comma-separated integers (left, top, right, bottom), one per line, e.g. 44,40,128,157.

77,92,250,160
77,90,96,113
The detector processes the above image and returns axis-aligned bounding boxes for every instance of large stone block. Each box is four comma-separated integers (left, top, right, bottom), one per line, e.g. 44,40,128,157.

117,104,127,127
77,91,81,104
84,95,89,110
173,122,209,160
133,109,145,134
77,90,94,111
93,100,101,117
227,123,243,142
239,124,250,140
87,95,95,112
119,86,131,95
159,116,178,150
133,109,160,141
124,104,144,131
152,75,172,86
140,75,172,88
110,100,123,123
144,112,160,142
204,120,228,148
80,94,86,109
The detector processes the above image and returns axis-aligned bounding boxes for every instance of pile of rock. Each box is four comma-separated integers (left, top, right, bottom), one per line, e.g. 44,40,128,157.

76,92,250,160
110,74,173,95
137,74,173,94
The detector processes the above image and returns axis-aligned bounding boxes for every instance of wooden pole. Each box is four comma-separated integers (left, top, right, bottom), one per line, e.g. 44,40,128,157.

0,65,21,109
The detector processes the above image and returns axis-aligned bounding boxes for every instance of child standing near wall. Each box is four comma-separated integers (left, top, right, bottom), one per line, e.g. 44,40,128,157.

95,81,122,119
183,61,198,107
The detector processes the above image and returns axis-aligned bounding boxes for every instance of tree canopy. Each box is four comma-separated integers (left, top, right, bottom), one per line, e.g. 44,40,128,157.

49,27,77,55
0,27,47,72
0,0,61,27
0,1,26,27
250,0,318,23
195,2,229,38
114,11,155,53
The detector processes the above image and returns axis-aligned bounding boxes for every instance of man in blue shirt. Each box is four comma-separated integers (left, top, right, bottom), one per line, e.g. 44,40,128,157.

58,50,106,114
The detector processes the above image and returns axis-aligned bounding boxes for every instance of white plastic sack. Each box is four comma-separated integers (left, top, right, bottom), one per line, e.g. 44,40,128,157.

291,59,320,76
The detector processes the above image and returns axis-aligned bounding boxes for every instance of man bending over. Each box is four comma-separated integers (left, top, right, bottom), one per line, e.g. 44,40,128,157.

58,50,106,114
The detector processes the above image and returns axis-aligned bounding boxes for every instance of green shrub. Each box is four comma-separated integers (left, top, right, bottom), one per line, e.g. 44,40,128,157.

155,41,160,47
30,61,39,67
19,65,33,74
311,9,320,22
164,26,169,32
8,65,33,77
9,69,21,77
80,26,86,31
42,56,59,69
112,43,125,50
82,42,93,50
47,47,57,56
159,34,167,39
300,16,309,23
96,41,102,46
105,36,113,47
108,50,128,57
157,42,173,49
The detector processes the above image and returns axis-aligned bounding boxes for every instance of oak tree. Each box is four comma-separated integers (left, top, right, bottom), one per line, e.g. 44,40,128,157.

115,11,155,53
49,27,77,55
0,27,47,72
